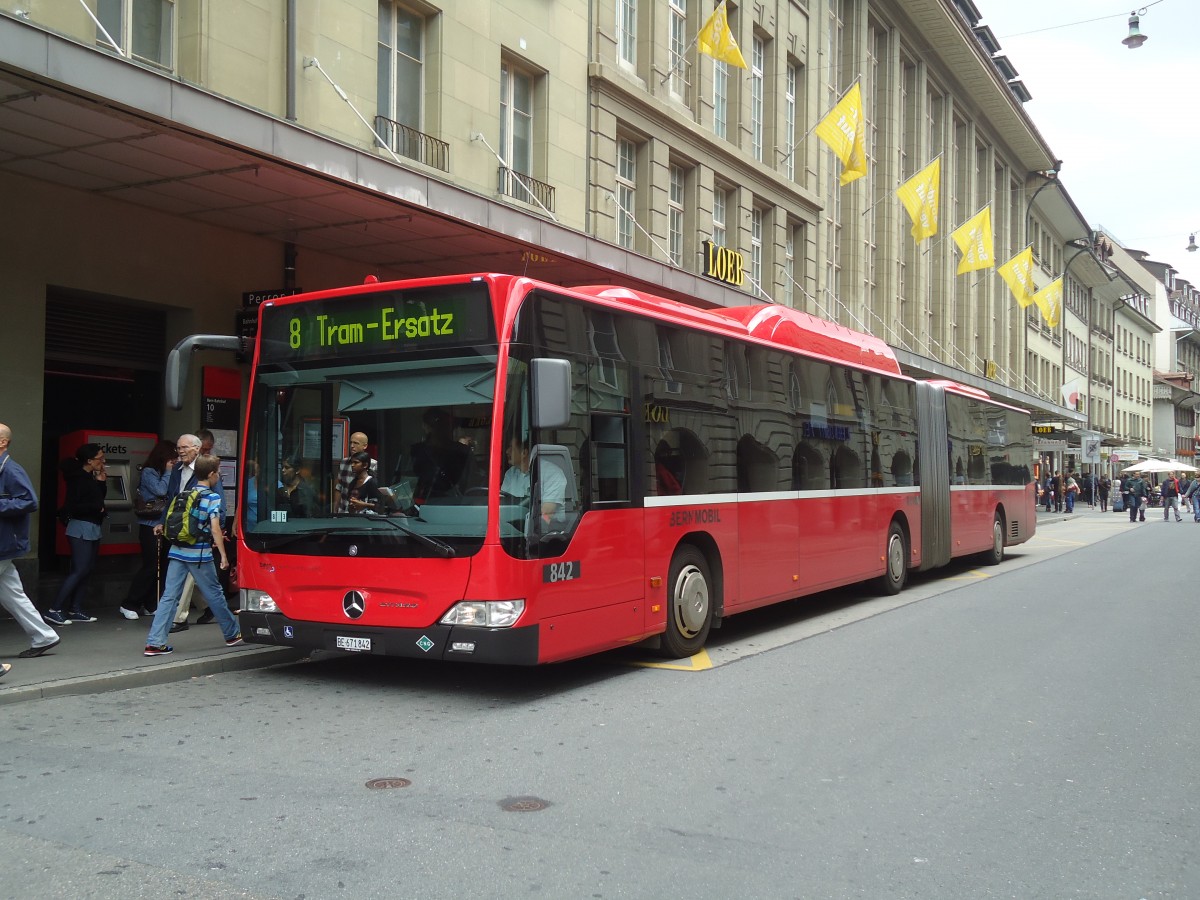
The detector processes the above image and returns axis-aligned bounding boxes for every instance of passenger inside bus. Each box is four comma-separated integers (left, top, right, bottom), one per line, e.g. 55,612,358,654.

345,452,382,514
276,455,317,518
406,407,474,503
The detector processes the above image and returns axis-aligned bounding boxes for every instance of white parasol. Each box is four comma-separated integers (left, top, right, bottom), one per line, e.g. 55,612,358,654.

1122,458,1197,474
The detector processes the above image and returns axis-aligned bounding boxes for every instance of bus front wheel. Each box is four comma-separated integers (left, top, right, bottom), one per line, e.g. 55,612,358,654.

663,546,713,658
877,522,908,596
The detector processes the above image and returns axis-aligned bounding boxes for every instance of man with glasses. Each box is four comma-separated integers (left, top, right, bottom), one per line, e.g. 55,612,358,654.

164,434,203,500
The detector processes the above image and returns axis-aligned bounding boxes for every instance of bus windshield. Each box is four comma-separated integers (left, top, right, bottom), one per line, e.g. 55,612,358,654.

241,283,499,557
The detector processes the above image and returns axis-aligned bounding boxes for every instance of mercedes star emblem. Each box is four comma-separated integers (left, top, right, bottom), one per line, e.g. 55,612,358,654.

343,590,366,619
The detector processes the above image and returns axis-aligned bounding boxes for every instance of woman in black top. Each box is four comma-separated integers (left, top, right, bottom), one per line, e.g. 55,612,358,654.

47,443,108,624
276,455,318,518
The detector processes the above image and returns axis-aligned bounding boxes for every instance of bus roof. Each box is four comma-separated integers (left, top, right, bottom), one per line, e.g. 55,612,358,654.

570,283,902,376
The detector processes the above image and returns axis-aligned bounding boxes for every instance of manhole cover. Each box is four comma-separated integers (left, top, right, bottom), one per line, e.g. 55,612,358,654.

500,796,550,812
365,777,412,790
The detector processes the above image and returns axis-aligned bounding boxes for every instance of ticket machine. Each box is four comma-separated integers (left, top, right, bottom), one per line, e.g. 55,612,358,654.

56,430,159,556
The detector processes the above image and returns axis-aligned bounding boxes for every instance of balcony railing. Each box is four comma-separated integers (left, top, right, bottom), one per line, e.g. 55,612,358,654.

497,167,555,213
373,116,449,172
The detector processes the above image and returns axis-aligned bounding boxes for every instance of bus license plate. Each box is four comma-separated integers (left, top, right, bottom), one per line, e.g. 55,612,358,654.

336,636,372,652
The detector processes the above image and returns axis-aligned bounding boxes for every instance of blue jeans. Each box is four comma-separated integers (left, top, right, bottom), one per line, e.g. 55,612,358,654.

53,536,100,614
145,557,239,647
1065,491,1075,512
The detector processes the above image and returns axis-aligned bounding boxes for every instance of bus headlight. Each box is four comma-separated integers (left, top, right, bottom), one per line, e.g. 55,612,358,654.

241,589,279,613
440,600,525,628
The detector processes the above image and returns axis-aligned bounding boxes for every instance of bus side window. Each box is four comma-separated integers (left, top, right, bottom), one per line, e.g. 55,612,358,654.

591,414,628,502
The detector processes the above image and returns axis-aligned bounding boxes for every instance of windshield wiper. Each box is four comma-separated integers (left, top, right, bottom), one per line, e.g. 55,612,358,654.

329,513,457,558
366,515,457,558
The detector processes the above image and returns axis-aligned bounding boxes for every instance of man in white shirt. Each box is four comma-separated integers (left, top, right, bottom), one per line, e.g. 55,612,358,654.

500,436,566,523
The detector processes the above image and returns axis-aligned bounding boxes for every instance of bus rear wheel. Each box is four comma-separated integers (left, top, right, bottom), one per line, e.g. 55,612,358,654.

663,546,713,658
877,522,908,596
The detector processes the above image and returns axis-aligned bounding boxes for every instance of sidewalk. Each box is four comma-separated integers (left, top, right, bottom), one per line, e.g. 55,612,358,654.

0,597,304,707
1038,502,1197,524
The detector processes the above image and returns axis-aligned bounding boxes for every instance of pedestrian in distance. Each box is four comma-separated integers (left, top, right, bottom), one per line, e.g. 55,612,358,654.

45,442,108,625
1064,472,1079,514
143,454,242,657
1186,476,1200,522
0,423,61,659
1127,473,1148,522
1097,475,1110,513
1160,471,1183,522
119,438,175,619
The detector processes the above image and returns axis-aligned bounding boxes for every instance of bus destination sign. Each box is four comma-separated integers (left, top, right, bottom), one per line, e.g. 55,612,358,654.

259,284,494,363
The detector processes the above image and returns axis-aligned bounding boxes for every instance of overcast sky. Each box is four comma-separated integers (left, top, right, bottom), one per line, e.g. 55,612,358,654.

975,0,1200,287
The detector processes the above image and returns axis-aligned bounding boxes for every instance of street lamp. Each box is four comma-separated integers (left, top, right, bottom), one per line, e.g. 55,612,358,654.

1122,12,1148,49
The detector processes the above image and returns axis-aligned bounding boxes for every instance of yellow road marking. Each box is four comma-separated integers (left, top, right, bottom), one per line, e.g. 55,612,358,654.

624,648,714,671
945,569,991,581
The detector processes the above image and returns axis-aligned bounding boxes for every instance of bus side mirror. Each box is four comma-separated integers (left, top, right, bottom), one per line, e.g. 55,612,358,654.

531,358,571,429
165,334,242,409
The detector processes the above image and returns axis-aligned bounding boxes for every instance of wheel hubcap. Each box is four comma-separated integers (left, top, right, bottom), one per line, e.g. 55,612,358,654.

887,534,904,580
674,565,709,638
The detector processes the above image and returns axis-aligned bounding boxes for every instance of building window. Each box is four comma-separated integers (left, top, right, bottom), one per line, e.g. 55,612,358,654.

784,62,800,181
617,0,637,67
713,60,728,140
669,164,686,267
668,0,688,100
500,61,534,177
97,0,174,69
616,137,637,249
784,226,796,307
377,2,423,130
750,206,763,289
713,186,728,248
750,36,764,161
375,5,447,169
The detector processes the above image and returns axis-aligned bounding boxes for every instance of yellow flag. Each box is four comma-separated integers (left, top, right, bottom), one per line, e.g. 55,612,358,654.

1032,277,1062,328
697,1,747,69
950,206,994,274
896,158,940,242
814,82,867,186
997,247,1036,307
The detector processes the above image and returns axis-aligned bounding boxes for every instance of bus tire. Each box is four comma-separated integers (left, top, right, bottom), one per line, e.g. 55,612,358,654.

663,545,713,658
981,512,1005,566
877,521,908,596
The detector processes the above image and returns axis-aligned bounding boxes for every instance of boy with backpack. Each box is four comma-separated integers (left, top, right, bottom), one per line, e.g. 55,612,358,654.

143,454,242,656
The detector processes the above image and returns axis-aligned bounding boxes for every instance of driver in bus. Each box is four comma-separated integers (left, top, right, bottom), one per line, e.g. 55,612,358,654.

500,436,566,523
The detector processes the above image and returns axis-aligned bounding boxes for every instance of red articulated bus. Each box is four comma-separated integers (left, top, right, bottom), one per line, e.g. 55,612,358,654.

168,273,1036,664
